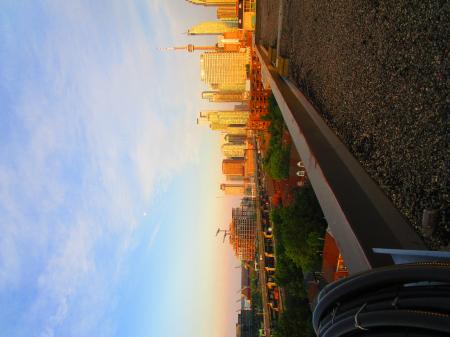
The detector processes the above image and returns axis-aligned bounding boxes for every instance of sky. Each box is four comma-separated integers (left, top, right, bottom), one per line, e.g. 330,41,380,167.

0,1,241,337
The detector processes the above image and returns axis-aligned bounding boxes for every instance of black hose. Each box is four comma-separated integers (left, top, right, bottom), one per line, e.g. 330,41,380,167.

322,310,450,337
312,263,450,337
318,296,450,336
349,329,450,337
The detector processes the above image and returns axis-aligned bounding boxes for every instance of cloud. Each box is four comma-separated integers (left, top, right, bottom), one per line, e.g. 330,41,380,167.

148,223,161,250
0,1,204,336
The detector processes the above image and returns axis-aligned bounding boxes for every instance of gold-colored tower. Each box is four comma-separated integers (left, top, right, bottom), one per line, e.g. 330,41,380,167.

188,21,238,35
201,91,248,102
200,51,248,90
185,0,236,6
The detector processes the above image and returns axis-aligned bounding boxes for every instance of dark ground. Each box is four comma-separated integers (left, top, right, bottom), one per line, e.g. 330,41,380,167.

255,0,280,48
256,0,449,248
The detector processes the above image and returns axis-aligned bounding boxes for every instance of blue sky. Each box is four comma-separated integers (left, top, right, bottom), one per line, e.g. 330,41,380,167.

0,1,240,336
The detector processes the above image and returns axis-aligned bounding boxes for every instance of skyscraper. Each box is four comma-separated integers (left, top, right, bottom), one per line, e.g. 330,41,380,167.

229,198,256,261
234,103,250,111
188,21,237,35
185,0,236,6
222,159,245,176
217,31,246,52
221,143,246,158
199,110,250,126
201,90,248,103
224,134,247,144
225,125,247,135
198,120,247,136
217,6,238,20
210,122,245,132
200,51,248,90
160,44,217,53
220,183,245,196
226,175,245,182
210,82,246,91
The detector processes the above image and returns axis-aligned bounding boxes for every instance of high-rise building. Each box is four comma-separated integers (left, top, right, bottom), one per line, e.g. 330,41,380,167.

243,140,256,177
201,90,249,103
188,21,238,35
229,198,256,261
225,125,247,135
217,6,238,20
211,82,246,91
217,31,247,52
226,175,245,182
199,110,250,126
186,0,236,6
160,44,217,53
221,143,246,158
198,122,247,135
210,122,245,131
237,0,256,31
222,159,245,176
220,183,245,196
200,51,248,90
225,134,247,144
234,103,250,111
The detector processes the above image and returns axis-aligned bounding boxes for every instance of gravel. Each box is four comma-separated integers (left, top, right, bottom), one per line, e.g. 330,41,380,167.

255,0,280,49
256,0,449,248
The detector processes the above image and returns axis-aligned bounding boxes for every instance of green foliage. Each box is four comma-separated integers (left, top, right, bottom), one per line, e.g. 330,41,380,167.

250,270,262,312
263,95,283,123
265,145,290,180
269,207,283,226
271,186,326,273
263,94,290,180
270,185,327,337
249,269,263,337
273,305,315,337
275,248,307,299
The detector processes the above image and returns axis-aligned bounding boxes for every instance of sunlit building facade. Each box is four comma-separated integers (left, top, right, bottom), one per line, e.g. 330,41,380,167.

210,82,246,91
202,90,249,103
199,110,250,127
198,119,247,135
225,125,247,135
222,159,245,176
225,134,247,144
226,175,245,182
221,143,246,158
200,51,248,91
217,6,238,21
237,0,256,31
229,198,256,261
220,183,245,196
188,21,238,35
211,122,245,132
186,0,236,6
243,140,256,177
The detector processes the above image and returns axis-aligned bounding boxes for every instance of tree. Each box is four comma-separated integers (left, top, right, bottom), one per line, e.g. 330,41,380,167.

265,145,290,180
273,304,314,337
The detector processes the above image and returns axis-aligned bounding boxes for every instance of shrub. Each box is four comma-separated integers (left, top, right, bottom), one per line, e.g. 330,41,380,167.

265,145,290,180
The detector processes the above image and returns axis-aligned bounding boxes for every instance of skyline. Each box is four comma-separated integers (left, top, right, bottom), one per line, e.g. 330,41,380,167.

2,1,446,337
0,1,242,336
